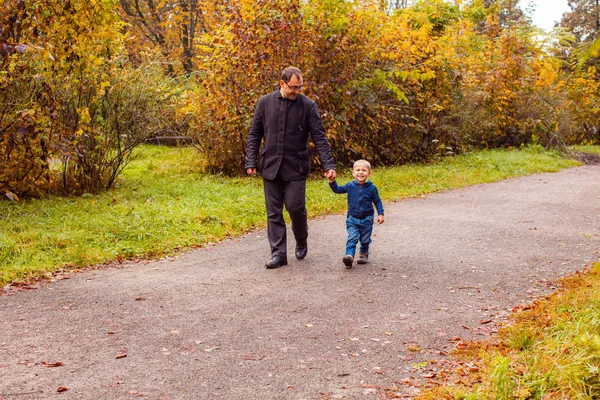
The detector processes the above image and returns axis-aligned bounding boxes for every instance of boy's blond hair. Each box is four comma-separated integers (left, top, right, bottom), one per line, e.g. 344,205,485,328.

353,159,371,171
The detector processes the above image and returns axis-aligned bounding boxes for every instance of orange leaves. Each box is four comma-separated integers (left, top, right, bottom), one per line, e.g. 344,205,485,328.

1,0,131,198
42,361,65,367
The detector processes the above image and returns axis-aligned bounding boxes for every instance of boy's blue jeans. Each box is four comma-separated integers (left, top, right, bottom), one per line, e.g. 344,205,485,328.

345,214,374,256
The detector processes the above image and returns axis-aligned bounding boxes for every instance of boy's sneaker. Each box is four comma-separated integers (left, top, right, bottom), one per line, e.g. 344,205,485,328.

357,253,369,264
343,255,354,268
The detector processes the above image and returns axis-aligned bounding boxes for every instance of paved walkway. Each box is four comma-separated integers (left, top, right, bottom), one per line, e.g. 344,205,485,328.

1,166,599,399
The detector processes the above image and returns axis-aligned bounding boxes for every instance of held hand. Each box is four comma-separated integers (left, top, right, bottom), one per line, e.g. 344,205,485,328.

324,169,336,182
377,215,384,225
246,168,256,176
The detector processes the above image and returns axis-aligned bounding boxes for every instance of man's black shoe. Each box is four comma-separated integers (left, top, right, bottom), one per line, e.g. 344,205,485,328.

265,256,288,269
295,244,308,260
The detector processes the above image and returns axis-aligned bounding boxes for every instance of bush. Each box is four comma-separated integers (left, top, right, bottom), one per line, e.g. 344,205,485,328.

0,0,176,198
192,0,460,174
56,64,177,194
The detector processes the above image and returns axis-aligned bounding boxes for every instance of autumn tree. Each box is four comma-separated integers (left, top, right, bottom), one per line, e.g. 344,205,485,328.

188,0,453,172
561,0,600,43
186,0,310,174
432,0,571,148
118,0,207,75
556,0,600,144
1,0,172,198
4,0,597,191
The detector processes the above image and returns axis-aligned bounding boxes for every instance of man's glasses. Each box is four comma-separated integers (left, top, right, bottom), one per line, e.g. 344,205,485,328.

284,81,303,92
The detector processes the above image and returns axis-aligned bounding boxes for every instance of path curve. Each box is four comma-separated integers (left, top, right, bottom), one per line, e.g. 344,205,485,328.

1,166,599,399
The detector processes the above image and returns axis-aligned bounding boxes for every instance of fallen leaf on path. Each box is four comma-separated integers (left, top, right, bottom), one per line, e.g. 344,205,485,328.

42,362,64,367
480,319,493,324
57,386,68,392
115,353,128,359
127,390,148,397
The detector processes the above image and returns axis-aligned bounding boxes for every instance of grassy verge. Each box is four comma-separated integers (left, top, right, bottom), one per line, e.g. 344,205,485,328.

0,144,583,287
575,144,600,156
416,261,600,400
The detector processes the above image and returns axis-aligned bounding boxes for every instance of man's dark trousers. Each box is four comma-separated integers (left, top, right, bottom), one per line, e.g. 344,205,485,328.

263,174,307,258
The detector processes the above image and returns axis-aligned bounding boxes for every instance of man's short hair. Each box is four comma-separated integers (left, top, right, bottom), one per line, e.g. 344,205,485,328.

281,67,302,83
353,159,371,171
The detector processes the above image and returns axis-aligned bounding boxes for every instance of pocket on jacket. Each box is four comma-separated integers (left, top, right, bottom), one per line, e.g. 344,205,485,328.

259,148,267,171
297,149,309,160
297,149,309,175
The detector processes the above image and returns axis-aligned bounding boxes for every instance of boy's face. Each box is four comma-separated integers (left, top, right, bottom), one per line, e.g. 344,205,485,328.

352,164,371,184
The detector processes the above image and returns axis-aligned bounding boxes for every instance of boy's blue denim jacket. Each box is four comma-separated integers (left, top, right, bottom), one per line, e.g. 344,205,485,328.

329,180,384,219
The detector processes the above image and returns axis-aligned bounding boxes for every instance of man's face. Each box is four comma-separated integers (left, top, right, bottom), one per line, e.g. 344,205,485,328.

280,74,303,100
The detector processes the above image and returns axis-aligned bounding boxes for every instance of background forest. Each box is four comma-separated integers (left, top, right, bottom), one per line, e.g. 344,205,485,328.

1,0,599,199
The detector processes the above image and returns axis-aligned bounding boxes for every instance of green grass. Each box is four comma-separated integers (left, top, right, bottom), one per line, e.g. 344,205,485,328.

417,262,600,400
0,144,585,287
575,144,600,156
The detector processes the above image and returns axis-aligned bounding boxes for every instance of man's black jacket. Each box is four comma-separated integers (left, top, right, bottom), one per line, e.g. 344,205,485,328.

244,90,335,181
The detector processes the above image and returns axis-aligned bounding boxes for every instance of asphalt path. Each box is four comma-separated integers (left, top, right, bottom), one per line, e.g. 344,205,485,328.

1,166,599,400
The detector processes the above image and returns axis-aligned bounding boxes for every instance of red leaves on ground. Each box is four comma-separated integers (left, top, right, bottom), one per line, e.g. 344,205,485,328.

42,361,64,367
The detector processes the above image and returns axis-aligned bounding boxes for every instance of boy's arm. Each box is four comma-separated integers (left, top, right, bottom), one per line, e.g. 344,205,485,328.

372,186,384,221
329,180,348,194
372,186,384,213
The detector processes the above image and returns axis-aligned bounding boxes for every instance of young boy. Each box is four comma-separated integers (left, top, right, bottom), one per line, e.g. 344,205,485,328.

329,159,384,268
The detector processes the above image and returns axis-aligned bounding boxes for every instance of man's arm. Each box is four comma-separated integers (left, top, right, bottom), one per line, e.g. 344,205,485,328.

307,102,336,177
244,99,264,174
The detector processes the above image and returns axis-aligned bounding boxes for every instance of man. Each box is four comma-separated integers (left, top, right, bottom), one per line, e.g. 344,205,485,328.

245,67,336,269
